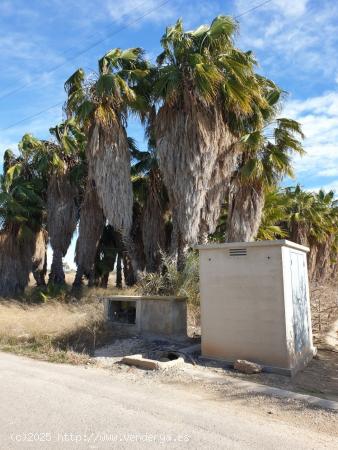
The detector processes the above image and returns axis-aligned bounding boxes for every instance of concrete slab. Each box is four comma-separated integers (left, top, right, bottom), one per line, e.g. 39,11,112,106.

121,354,185,371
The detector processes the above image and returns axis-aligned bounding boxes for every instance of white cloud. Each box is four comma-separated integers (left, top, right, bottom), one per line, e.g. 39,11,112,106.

272,0,309,17
235,0,338,85
311,180,338,193
231,1,338,192
285,92,338,117
282,90,338,189
0,106,64,163
105,0,221,29
106,0,176,24
318,168,338,177
235,0,309,18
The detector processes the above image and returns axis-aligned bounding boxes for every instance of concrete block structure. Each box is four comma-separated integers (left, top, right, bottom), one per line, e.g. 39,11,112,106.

197,240,316,376
103,296,187,337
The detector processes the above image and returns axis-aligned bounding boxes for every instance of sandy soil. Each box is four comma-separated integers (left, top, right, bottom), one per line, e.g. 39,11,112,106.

93,332,338,403
204,349,338,402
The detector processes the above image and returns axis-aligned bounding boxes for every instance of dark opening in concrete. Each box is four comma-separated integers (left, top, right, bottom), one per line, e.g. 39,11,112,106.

156,351,180,362
109,300,136,324
166,352,180,360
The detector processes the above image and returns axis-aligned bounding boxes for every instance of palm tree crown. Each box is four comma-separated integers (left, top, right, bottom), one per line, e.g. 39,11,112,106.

65,47,150,129
154,16,266,119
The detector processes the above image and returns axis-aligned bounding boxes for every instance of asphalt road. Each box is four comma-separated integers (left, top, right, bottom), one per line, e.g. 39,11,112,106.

0,352,337,449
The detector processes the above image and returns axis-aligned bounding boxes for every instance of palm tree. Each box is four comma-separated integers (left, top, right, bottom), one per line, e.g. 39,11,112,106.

72,137,146,288
65,48,150,278
0,144,45,296
36,120,86,285
94,225,119,288
285,188,338,281
131,135,169,272
226,118,304,242
153,16,267,268
73,180,105,287
256,189,288,240
311,191,338,281
284,185,320,246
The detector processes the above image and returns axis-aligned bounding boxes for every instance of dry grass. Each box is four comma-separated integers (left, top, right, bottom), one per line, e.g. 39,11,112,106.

0,281,140,363
0,301,99,342
0,297,110,363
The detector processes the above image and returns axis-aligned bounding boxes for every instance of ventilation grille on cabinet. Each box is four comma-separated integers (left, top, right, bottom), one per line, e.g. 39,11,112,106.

229,248,247,256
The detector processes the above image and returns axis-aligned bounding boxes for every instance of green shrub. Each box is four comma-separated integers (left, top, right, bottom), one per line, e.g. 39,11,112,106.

137,252,200,306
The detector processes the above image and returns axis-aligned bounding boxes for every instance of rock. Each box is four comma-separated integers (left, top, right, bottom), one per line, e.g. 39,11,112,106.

234,359,262,374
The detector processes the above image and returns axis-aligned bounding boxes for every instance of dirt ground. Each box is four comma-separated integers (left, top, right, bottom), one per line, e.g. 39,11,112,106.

208,349,338,402
93,330,338,403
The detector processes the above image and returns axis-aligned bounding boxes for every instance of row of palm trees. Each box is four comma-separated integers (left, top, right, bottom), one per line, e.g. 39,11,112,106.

0,15,337,297
211,186,338,282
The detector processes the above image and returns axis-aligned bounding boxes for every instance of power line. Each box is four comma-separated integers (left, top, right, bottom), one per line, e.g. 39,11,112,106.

0,102,63,131
0,0,171,132
0,0,171,102
0,0,274,133
235,0,273,19
0,0,274,103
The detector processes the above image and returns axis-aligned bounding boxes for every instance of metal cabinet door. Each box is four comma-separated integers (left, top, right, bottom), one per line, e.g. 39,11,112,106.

290,251,310,353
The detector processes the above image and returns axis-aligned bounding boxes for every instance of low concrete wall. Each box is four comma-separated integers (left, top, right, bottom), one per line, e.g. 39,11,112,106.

102,296,187,337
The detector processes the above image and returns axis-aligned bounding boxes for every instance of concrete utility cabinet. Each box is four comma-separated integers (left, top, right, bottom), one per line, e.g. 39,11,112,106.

197,240,315,375
103,296,187,337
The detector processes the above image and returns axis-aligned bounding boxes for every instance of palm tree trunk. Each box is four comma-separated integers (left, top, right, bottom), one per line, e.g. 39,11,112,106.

130,203,146,273
73,181,105,288
49,248,65,284
87,122,133,235
47,174,78,285
142,187,166,272
168,218,189,271
86,122,140,282
100,272,109,288
32,267,46,287
177,232,187,272
0,227,36,297
155,102,237,258
307,242,318,282
226,184,265,242
312,237,335,282
87,269,96,287
122,252,136,286
73,268,83,288
199,149,235,239
32,229,47,286
289,222,308,246
116,253,122,289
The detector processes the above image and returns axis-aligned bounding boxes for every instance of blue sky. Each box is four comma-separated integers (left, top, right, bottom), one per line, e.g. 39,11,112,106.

0,0,338,267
